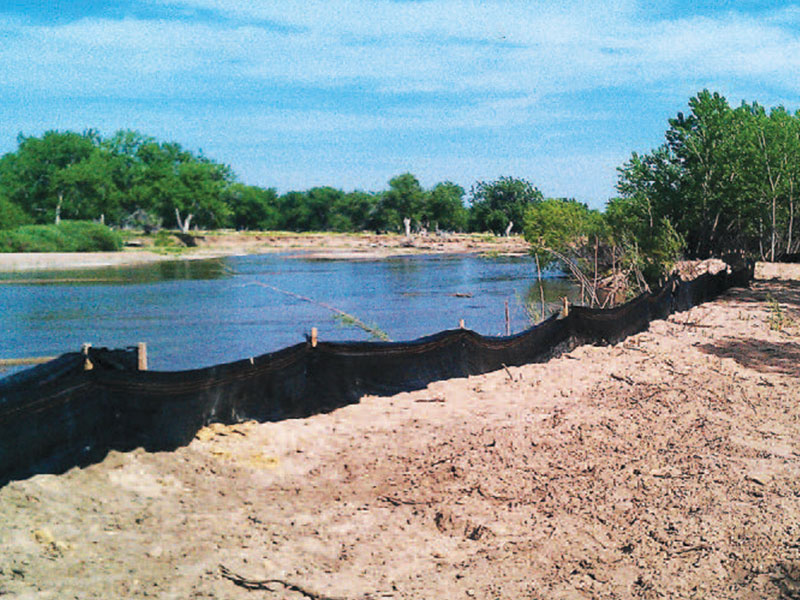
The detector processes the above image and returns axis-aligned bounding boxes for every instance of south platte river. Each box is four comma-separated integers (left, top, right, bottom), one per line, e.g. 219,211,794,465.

0,253,577,373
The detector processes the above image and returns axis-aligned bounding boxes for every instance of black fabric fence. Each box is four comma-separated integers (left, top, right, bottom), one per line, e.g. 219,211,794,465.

0,265,753,486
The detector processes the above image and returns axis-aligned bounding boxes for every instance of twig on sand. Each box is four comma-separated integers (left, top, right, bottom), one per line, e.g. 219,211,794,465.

610,372,635,385
668,544,712,556
219,564,350,600
379,495,435,506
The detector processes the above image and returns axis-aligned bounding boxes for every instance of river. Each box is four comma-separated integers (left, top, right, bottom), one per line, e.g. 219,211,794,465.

0,253,577,372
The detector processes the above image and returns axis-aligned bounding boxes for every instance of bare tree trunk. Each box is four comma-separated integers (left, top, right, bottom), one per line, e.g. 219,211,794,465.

403,217,411,238
55,193,62,225
535,253,545,322
771,194,777,262
788,180,795,254
175,208,193,234
592,236,598,307
504,221,513,237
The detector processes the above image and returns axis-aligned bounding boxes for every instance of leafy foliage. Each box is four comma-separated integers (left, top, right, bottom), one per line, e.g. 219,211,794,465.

470,176,543,234
617,89,800,260
0,221,123,252
0,195,32,230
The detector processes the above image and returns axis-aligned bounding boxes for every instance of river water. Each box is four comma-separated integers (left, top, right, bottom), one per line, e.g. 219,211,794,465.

0,253,577,372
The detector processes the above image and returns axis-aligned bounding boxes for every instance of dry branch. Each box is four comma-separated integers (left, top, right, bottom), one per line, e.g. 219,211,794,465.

219,564,350,600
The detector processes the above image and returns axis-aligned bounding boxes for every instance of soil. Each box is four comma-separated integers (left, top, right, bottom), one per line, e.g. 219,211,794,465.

0,232,530,272
1,275,799,599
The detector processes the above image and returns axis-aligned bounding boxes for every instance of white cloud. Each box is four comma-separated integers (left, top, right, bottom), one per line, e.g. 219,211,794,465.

2,4,800,100
2,1,800,202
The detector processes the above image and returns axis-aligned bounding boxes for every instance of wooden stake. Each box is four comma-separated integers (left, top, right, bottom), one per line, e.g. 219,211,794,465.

459,319,465,329
562,296,569,317
81,342,93,371
137,342,148,371
311,327,318,348
504,299,510,335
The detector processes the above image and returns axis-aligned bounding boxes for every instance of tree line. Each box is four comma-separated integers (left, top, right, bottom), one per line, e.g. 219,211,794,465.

0,129,541,236
1,88,797,273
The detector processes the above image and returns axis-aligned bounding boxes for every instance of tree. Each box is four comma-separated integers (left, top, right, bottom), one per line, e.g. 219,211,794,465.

0,195,31,229
374,173,426,233
469,176,543,234
227,184,280,230
0,130,98,224
277,189,338,232
616,89,800,259
330,191,378,232
54,148,121,223
423,182,468,232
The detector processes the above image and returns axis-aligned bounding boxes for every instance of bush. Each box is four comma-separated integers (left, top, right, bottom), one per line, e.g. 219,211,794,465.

0,197,32,230
0,221,123,252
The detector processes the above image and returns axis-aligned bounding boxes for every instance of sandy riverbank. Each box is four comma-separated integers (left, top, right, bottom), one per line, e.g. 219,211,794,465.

1,275,799,598
0,232,530,272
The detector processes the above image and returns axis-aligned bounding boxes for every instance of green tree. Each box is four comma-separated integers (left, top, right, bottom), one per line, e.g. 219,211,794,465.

423,182,468,232
0,130,98,224
469,176,543,234
374,173,426,233
227,184,280,230
617,89,800,259
0,195,31,229
330,191,378,232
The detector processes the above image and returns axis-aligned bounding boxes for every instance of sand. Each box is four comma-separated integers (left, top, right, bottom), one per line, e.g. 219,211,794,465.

1,274,799,599
0,232,530,272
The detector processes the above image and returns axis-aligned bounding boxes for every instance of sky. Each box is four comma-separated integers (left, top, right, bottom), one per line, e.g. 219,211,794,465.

1,1,799,208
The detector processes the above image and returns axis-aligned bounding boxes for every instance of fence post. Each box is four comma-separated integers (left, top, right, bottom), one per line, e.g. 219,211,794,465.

311,327,318,348
137,342,148,371
81,343,93,371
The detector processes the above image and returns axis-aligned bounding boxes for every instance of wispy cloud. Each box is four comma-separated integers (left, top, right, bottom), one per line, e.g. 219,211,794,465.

1,1,799,204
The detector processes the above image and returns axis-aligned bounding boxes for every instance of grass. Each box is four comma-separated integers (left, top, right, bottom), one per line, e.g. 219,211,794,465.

0,221,123,253
766,294,796,332
333,312,391,341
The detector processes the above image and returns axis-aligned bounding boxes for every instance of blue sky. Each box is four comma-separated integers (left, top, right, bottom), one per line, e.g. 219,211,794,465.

1,1,799,208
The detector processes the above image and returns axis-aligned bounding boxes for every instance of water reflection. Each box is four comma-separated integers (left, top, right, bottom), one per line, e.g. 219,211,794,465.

0,257,229,286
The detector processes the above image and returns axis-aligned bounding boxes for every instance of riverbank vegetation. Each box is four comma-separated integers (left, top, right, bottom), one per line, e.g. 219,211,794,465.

1,90,797,286
0,129,530,237
524,90,800,304
0,221,122,253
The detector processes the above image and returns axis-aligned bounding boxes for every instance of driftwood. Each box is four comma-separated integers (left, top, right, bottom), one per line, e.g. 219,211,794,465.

219,564,393,600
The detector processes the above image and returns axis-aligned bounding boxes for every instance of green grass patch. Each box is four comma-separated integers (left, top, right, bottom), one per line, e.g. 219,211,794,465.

0,221,123,252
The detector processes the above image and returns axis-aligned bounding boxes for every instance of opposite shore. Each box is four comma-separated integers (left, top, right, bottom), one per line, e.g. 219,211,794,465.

0,231,531,272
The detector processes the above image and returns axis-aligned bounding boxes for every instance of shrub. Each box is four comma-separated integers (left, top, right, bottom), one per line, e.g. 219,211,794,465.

0,221,123,252
0,197,32,230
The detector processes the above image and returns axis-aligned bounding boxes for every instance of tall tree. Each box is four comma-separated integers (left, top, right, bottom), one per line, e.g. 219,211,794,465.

469,176,543,234
373,173,426,233
227,184,280,231
616,89,800,259
423,182,468,232
0,130,98,224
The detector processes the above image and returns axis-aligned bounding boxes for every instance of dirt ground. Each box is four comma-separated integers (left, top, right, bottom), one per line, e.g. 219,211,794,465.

1,276,800,599
0,232,529,272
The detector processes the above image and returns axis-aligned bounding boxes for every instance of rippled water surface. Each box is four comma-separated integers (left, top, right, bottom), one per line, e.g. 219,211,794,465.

0,253,577,372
